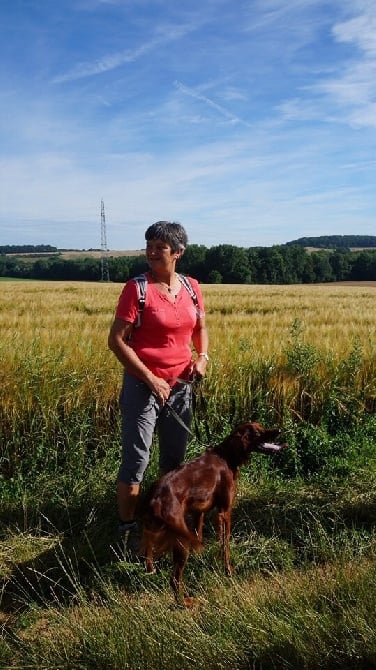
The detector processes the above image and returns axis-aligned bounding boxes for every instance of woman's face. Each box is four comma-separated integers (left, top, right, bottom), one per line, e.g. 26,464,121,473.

146,238,179,270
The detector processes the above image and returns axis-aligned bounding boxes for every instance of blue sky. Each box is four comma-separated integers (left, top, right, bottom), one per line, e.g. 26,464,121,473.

1,0,375,250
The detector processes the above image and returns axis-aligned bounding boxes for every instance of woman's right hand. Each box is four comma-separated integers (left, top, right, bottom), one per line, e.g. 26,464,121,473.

108,318,171,404
148,376,171,405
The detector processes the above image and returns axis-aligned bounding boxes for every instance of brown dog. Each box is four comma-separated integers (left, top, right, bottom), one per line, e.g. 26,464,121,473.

140,421,285,606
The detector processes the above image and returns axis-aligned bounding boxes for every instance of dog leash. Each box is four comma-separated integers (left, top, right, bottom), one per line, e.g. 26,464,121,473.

163,377,211,445
164,399,195,437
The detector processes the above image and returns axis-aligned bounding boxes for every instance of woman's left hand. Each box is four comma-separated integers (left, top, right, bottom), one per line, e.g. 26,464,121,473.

192,355,208,380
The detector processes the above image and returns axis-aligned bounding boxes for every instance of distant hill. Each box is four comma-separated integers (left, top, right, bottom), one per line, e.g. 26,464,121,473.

2,236,376,257
285,235,376,249
1,246,145,259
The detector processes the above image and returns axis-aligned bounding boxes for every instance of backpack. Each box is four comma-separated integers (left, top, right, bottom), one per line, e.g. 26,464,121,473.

133,273,199,327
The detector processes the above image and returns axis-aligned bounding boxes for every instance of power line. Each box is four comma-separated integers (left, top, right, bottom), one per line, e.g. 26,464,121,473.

100,199,110,282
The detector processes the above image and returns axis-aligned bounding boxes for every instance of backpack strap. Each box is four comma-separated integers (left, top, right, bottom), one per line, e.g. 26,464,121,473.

177,274,199,310
133,273,147,327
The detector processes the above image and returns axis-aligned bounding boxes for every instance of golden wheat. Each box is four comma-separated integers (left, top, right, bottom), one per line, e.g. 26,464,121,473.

0,281,375,422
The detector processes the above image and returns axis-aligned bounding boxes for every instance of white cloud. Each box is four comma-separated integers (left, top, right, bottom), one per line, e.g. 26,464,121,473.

275,3,376,129
333,13,376,55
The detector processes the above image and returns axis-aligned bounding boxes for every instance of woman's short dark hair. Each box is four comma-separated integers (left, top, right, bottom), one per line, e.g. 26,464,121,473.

145,221,188,254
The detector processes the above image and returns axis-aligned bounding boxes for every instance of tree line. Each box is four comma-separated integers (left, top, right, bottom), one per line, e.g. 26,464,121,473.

0,244,58,254
1,244,375,283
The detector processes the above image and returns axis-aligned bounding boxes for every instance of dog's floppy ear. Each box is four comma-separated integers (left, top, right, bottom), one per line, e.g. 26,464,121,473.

234,422,260,441
231,422,257,450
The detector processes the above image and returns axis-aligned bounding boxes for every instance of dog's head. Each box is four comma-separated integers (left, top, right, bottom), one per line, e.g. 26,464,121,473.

229,421,285,464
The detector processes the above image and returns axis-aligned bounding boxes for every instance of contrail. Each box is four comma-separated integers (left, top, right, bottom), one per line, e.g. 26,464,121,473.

52,23,198,84
174,80,251,127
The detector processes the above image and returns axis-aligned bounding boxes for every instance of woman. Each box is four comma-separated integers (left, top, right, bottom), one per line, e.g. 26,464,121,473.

108,221,209,557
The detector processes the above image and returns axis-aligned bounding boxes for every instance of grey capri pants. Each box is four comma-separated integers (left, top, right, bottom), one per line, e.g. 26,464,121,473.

118,373,192,485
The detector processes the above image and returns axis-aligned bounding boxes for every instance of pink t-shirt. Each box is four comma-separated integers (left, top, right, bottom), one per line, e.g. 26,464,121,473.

115,273,205,381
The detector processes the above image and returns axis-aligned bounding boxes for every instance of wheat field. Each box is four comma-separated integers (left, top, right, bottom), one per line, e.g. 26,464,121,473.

1,280,375,409
1,278,375,487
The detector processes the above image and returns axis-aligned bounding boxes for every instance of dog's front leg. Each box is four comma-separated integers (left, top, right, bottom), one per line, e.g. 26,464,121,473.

192,511,205,544
141,529,156,574
145,553,155,574
218,510,232,576
171,541,193,608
